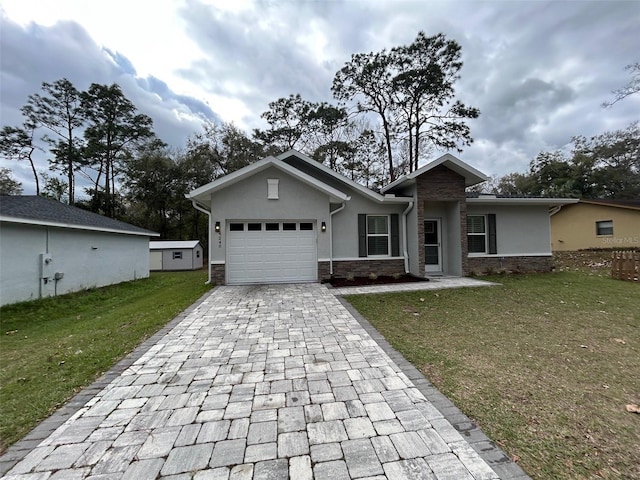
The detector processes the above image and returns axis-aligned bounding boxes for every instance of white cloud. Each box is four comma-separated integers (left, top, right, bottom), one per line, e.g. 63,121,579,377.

1,0,638,190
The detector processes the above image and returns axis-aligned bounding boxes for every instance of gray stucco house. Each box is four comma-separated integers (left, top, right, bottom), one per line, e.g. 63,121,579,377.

0,196,158,306
187,150,576,285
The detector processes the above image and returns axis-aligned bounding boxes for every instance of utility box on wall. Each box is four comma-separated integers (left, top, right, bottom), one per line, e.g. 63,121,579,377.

40,253,53,279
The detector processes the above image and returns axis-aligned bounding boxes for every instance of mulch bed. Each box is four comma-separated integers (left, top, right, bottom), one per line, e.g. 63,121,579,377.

324,274,429,288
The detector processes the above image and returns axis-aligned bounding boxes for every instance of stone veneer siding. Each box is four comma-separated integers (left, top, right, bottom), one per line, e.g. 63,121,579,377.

416,166,468,276
318,259,405,281
211,264,225,285
467,255,553,274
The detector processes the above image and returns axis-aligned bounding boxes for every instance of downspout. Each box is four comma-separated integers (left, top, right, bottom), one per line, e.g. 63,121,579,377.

402,201,414,273
549,205,562,216
190,199,213,285
329,202,347,275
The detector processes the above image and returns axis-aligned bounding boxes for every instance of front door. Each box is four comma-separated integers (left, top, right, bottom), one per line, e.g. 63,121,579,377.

424,219,442,274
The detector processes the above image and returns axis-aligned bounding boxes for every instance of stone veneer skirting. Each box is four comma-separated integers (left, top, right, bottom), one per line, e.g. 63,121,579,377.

318,259,406,281
467,255,553,274
211,264,225,284
212,260,406,284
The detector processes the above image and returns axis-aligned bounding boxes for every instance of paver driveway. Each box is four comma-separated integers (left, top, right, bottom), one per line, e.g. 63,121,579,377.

3,284,508,479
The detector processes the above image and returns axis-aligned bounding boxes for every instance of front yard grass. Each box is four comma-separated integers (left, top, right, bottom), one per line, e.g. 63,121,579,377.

346,272,639,479
0,270,213,454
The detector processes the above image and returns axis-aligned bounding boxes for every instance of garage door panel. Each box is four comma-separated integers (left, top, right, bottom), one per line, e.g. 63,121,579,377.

227,221,317,284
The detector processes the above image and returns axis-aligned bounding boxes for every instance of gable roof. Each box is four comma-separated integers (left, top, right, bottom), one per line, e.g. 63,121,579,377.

578,198,640,210
187,151,413,206
277,150,412,204
187,155,351,205
381,153,489,192
0,195,158,237
150,240,201,250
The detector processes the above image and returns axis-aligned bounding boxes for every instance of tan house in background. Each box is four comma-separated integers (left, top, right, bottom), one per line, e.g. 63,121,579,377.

551,199,640,251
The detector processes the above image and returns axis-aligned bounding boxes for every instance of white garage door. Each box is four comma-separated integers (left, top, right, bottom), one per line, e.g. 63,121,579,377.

227,221,317,284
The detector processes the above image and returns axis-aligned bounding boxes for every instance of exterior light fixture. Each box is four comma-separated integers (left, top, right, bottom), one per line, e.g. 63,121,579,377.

215,221,221,233
321,221,326,232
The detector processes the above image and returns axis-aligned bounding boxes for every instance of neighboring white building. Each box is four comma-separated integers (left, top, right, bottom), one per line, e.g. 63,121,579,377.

0,195,158,306
149,240,204,271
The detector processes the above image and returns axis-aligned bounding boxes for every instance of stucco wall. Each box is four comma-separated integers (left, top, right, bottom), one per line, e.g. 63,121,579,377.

330,193,407,259
467,204,552,256
0,223,150,306
551,203,640,251
208,166,407,265
209,167,331,263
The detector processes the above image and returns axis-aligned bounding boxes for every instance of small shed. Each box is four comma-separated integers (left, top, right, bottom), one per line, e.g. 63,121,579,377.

149,240,203,271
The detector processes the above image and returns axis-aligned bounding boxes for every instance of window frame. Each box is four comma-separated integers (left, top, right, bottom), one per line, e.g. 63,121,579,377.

366,214,391,257
172,251,183,260
467,214,488,255
596,220,613,236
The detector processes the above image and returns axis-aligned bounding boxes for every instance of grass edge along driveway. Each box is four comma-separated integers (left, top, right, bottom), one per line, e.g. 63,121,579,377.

0,270,213,453
346,272,639,480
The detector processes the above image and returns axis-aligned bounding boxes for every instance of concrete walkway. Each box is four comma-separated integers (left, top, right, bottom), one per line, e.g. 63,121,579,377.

2,283,527,480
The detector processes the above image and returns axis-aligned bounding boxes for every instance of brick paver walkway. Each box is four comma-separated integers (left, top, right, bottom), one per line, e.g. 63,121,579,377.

2,283,527,479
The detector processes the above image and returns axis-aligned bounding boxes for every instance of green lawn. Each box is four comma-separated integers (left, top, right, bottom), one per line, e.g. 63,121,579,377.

0,270,213,453
346,272,639,480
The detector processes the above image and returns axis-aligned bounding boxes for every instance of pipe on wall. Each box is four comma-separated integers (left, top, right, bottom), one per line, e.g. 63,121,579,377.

329,202,347,275
401,201,414,273
191,200,213,284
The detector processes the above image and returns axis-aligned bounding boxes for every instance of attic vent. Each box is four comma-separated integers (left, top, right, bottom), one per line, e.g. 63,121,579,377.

268,179,279,200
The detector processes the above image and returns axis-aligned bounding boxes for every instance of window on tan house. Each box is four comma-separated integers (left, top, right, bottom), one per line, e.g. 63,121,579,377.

596,220,613,236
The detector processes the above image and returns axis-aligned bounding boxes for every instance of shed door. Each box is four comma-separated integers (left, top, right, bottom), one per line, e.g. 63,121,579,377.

150,251,163,271
227,221,317,284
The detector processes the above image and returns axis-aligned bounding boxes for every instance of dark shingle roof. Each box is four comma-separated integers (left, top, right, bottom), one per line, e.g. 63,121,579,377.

465,192,555,199
0,195,157,236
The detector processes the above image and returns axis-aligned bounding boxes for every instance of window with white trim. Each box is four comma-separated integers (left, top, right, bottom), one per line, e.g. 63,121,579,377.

367,215,390,256
172,251,183,260
596,220,613,236
467,215,487,253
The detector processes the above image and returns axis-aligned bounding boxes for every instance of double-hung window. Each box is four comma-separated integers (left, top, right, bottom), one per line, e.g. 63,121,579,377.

467,215,487,253
367,215,390,256
467,214,497,254
358,213,399,258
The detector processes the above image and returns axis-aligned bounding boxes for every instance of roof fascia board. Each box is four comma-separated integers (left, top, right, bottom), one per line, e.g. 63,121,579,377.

0,216,160,236
467,198,579,206
187,155,350,202
578,199,640,211
277,150,407,204
187,156,279,198
382,153,489,192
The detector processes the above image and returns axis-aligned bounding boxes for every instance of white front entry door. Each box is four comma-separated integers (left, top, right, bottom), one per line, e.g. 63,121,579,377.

424,219,442,274
227,221,317,284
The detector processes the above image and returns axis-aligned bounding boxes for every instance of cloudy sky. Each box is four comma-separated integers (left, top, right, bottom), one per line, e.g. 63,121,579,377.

1,0,638,194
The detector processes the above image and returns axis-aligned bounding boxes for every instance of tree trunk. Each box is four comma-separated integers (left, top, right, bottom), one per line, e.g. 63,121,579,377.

382,117,395,181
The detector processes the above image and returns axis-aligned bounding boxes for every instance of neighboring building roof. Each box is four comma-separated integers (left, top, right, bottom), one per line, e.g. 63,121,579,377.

150,240,201,250
381,153,489,192
0,195,159,237
578,198,640,210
